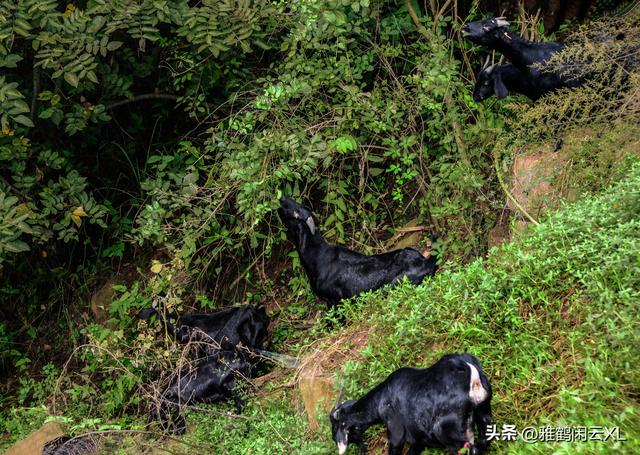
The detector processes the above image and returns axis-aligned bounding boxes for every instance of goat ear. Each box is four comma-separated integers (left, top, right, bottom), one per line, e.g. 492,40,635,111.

137,308,156,320
493,74,509,99
305,216,316,234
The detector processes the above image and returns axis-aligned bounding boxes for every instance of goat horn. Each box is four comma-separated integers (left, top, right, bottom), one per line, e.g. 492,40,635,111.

305,216,316,235
485,63,497,74
482,55,491,70
335,384,344,406
495,18,510,27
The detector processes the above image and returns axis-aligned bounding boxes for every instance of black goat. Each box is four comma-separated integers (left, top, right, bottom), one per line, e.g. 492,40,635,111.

278,197,437,308
138,304,269,353
463,17,583,95
473,62,542,101
329,354,492,455
151,349,254,434
166,350,252,408
140,305,269,433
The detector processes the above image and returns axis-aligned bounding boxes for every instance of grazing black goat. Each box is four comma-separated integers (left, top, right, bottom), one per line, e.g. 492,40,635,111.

473,62,542,101
278,197,437,308
138,304,269,353
329,354,492,455
463,17,583,94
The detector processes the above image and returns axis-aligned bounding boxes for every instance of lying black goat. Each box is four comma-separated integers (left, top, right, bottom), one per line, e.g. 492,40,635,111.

139,305,269,433
329,354,492,455
152,349,254,434
463,17,583,95
473,62,542,101
138,304,269,353
278,197,437,308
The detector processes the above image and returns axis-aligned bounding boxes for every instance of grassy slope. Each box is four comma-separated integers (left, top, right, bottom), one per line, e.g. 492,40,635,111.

180,161,640,454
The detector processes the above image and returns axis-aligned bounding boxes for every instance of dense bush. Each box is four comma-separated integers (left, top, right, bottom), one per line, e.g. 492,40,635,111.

1,1,504,382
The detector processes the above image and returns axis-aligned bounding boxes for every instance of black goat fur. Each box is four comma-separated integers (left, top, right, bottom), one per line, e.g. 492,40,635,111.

329,353,492,455
278,197,437,308
463,17,584,96
473,63,542,101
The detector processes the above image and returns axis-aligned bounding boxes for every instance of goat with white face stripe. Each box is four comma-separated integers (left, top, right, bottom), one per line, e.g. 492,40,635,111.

329,354,492,455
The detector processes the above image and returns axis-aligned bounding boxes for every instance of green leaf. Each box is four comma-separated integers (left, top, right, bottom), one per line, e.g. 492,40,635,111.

4,240,30,253
13,115,34,127
0,54,23,68
334,136,358,154
106,41,123,51
64,72,79,87
86,71,99,84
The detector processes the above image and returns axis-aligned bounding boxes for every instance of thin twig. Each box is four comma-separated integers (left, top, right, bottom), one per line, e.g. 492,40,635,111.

106,93,179,110
492,145,540,225
31,64,40,122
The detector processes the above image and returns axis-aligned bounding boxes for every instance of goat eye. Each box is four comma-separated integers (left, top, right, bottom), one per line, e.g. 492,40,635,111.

484,81,490,85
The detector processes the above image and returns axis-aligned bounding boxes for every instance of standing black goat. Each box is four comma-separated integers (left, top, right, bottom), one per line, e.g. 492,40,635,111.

473,62,542,101
463,17,583,95
278,197,437,308
329,354,492,455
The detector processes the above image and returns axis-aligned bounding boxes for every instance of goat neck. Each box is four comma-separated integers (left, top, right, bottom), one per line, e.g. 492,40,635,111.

294,225,327,278
490,30,546,69
349,389,383,427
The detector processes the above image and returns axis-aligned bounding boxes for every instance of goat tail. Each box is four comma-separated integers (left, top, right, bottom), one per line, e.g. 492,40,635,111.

466,361,489,405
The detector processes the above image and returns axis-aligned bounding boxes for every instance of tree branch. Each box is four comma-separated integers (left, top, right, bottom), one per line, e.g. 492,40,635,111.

31,64,40,122
0,175,31,201
405,1,427,38
106,93,179,110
